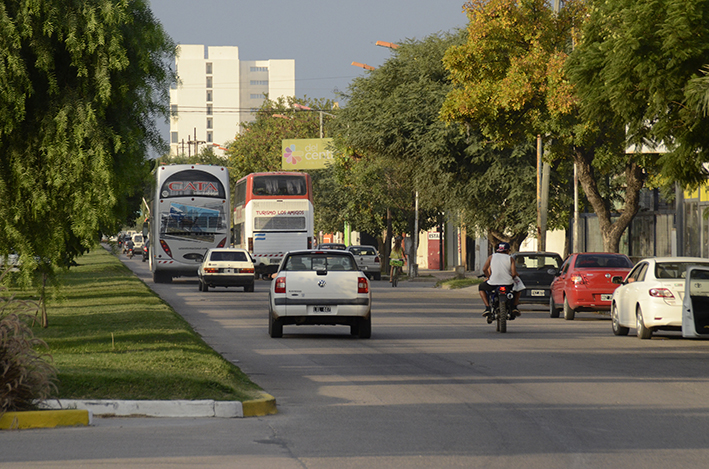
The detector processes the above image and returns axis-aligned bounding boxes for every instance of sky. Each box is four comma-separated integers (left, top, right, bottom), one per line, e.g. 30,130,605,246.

148,0,469,138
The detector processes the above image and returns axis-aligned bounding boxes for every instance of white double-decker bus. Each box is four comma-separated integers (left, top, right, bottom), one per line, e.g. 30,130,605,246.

232,172,314,278
150,164,230,283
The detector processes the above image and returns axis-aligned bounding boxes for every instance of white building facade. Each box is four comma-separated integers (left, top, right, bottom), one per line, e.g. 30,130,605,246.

169,44,295,158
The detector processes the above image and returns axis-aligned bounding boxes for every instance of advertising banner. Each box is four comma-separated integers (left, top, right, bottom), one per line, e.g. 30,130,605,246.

281,138,334,170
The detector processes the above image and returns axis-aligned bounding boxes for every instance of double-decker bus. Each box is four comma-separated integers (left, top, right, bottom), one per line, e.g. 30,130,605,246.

149,164,230,283
233,172,314,278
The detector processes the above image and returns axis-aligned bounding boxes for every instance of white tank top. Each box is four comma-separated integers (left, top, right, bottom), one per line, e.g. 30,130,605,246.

489,253,513,285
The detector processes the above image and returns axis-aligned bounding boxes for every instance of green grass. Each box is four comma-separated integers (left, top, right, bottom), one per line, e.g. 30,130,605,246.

436,277,483,289
21,248,263,402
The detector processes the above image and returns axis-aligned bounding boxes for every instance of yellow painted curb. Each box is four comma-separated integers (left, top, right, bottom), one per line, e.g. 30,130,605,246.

0,409,91,430
242,392,277,417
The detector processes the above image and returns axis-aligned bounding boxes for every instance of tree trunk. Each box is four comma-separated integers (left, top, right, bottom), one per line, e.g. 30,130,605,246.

573,148,644,253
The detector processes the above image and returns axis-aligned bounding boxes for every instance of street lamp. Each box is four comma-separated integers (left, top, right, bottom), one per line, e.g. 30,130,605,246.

351,61,375,71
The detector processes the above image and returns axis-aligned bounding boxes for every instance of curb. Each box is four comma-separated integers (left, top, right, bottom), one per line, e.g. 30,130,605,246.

0,409,92,430
39,393,277,419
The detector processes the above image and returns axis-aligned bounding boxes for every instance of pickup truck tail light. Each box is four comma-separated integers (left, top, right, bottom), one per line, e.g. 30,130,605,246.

275,276,286,293
358,276,369,294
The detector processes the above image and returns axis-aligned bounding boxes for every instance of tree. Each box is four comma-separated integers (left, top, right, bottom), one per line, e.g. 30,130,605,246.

333,30,548,254
442,0,646,253
567,0,709,188
0,0,175,283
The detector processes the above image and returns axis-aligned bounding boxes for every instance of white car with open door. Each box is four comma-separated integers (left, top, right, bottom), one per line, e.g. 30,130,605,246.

610,257,709,339
268,249,372,338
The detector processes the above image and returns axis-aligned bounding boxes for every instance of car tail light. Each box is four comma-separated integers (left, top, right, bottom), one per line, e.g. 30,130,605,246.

275,276,286,293
240,268,255,274
159,239,173,257
217,237,227,248
649,288,674,298
204,268,219,273
570,275,585,285
358,276,369,294
374,256,380,263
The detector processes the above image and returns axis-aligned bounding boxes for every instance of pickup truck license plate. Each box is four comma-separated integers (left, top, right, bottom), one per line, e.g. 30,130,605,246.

601,294,613,301
531,290,545,297
311,306,332,314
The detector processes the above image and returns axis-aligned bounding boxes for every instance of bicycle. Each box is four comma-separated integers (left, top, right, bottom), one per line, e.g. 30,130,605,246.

390,259,404,287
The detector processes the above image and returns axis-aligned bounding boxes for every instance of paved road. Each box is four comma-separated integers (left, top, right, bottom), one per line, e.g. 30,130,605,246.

5,253,709,468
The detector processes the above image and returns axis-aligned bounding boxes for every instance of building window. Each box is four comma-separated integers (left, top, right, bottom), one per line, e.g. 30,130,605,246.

171,132,178,144
206,62,212,74
207,118,213,129
170,104,178,116
250,66,268,72
206,76,213,88
250,93,264,99
206,90,212,102
207,104,213,116
250,80,268,86
207,131,213,143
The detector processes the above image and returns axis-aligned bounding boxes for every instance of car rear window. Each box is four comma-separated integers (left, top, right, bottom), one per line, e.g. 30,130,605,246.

210,251,248,262
514,255,561,270
285,254,356,271
575,254,633,268
349,247,376,256
656,262,709,279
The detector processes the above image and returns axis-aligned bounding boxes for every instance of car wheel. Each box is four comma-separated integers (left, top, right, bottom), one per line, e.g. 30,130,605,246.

563,297,575,321
611,303,629,336
198,279,203,292
269,311,283,338
636,306,652,339
358,316,371,339
203,282,209,292
350,321,360,336
549,295,560,318
245,283,254,292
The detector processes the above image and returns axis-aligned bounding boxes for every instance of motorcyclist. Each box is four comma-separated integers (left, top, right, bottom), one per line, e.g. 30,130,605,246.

125,238,135,257
479,242,521,319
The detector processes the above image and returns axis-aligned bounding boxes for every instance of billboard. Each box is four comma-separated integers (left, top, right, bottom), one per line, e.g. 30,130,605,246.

281,138,334,170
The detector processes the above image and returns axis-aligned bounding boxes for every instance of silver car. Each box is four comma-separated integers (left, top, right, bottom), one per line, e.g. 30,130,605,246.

346,245,381,281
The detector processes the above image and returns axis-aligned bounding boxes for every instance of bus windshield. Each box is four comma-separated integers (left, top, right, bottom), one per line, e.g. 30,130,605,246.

252,175,307,196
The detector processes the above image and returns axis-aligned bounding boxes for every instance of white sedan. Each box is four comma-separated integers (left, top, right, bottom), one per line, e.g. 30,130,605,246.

610,257,709,339
268,250,372,338
197,248,255,292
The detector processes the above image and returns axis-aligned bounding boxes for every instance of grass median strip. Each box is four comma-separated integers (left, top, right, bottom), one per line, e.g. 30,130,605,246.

28,248,263,403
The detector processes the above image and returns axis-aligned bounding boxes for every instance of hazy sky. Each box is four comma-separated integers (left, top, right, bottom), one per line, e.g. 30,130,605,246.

148,0,469,102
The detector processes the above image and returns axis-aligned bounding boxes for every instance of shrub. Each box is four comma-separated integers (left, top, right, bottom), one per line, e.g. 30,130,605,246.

1,270,57,415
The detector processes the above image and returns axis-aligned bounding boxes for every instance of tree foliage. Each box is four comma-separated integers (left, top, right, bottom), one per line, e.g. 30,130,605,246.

442,0,649,252
0,0,175,279
568,0,709,188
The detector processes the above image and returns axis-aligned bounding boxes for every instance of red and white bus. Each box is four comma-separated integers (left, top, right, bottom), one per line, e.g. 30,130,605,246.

150,164,231,283
232,172,314,278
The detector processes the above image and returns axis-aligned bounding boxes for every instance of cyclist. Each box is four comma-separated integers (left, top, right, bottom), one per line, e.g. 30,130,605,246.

479,242,521,319
389,235,407,282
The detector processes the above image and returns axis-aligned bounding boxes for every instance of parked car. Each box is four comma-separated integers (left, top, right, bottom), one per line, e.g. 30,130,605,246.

550,252,634,320
197,248,255,292
316,243,347,250
511,252,563,306
346,245,381,281
610,257,709,339
268,250,372,338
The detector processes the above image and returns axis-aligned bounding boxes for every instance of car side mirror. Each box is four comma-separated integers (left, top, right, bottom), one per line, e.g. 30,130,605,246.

611,275,623,284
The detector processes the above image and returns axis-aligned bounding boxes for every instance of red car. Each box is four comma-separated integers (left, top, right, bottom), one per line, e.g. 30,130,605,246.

550,252,634,320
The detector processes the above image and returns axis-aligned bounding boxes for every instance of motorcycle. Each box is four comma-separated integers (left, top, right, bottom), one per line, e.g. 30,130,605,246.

487,283,516,333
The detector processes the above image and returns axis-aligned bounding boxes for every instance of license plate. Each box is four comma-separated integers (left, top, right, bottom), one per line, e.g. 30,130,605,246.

601,294,612,301
223,268,234,274
311,306,332,314
531,290,545,297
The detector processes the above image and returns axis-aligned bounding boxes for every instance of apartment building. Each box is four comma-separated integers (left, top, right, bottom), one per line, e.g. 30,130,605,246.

169,44,295,158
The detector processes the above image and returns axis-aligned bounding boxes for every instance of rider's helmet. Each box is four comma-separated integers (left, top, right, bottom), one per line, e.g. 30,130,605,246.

496,242,510,253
